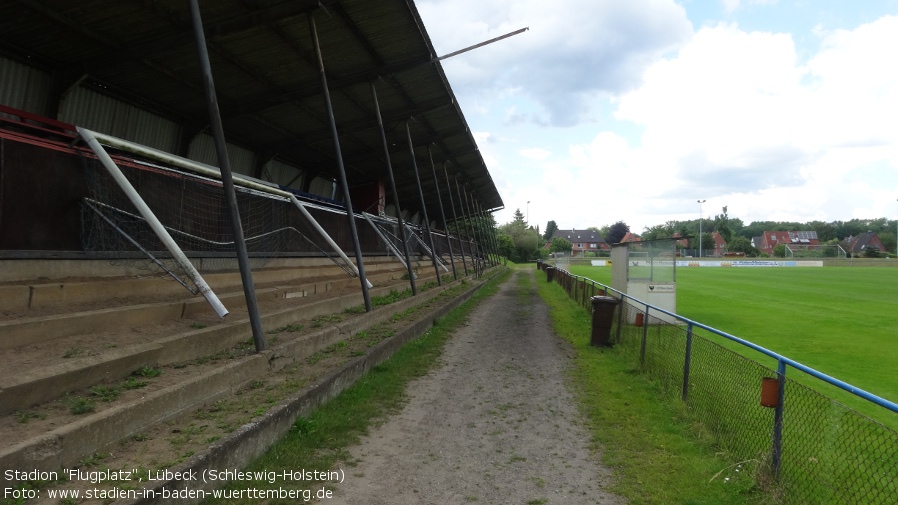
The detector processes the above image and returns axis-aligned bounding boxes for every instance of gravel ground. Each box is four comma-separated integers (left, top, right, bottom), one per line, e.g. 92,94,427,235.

327,268,624,505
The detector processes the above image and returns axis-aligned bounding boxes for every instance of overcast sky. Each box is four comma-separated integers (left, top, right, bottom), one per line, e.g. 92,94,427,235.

417,0,898,233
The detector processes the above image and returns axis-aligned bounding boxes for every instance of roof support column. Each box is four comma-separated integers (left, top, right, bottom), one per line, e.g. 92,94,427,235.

429,150,457,281
459,181,483,277
371,83,417,294
476,198,499,267
188,0,266,350
471,194,492,268
309,13,372,312
454,177,478,277
443,165,468,276
406,123,442,286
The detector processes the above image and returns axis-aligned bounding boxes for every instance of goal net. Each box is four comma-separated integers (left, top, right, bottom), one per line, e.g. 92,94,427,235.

77,129,363,309
784,244,847,259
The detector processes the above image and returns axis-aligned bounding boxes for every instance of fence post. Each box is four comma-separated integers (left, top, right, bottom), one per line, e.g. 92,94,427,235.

640,305,650,368
682,322,694,402
615,295,625,343
771,359,787,480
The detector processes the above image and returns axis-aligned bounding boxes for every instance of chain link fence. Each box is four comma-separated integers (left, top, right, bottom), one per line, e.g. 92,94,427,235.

545,266,898,504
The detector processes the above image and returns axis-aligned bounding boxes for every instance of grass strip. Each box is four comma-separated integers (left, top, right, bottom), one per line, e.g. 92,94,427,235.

203,268,510,505
534,268,769,505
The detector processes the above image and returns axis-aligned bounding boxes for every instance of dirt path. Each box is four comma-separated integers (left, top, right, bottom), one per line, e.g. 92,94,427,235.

327,268,623,505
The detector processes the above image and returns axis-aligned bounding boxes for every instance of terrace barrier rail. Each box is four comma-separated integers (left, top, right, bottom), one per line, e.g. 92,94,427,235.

545,265,898,504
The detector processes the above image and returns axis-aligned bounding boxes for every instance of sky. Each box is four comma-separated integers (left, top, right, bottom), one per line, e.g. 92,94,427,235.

417,0,898,234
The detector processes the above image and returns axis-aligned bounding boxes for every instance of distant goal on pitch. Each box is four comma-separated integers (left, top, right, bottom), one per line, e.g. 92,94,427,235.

784,244,847,259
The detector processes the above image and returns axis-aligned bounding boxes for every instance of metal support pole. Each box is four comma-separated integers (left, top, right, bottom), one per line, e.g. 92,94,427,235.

289,196,371,288
371,82,416,294
772,360,786,480
640,306,650,367
309,14,372,312
473,198,491,268
470,193,486,275
429,152,457,280
453,176,475,275
615,296,625,342
362,213,411,273
682,323,694,402
471,194,498,266
460,184,482,276
477,199,499,267
471,194,488,273
406,123,442,286
476,198,497,268
188,0,264,350
444,165,469,276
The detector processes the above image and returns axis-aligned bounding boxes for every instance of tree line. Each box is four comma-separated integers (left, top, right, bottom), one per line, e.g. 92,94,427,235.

492,205,898,262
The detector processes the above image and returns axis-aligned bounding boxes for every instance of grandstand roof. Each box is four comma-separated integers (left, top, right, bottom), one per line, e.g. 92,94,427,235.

0,0,503,219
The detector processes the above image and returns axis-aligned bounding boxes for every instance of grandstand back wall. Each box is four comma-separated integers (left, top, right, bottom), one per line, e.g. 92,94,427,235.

0,138,86,251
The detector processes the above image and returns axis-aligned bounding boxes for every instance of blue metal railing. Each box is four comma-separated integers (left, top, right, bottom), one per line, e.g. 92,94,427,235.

558,268,898,415
545,265,898,495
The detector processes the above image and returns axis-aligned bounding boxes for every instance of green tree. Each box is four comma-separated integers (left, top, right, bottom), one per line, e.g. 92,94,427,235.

498,209,541,262
642,221,677,241
773,243,787,258
550,237,573,253
544,220,558,241
497,233,514,259
726,236,756,256
714,206,733,243
863,245,882,258
877,230,896,256
606,221,630,244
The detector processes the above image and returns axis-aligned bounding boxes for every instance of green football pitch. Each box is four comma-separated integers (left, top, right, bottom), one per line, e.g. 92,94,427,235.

568,263,898,420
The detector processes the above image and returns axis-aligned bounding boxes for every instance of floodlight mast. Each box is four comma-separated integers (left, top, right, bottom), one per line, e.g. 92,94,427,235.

697,199,706,258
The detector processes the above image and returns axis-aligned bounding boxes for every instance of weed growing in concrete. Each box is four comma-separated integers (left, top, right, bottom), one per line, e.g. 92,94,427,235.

79,453,107,467
66,396,95,415
136,366,162,378
63,347,84,358
14,410,46,423
90,385,121,402
122,377,147,390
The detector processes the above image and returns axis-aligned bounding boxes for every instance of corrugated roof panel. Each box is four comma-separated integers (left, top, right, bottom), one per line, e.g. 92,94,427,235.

0,58,51,115
0,0,503,218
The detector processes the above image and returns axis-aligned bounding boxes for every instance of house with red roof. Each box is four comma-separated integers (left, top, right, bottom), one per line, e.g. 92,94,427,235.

547,228,608,256
840,231,887,257
752,231,818,256
709,232,727,257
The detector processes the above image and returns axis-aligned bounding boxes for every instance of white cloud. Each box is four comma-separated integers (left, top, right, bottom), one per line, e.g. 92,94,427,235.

426,3,898,232
520,147,551,161
600,18,898,228
419,0,693,126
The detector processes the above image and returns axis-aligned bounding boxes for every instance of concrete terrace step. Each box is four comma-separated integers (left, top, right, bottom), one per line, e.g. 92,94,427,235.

0,266,409,350
0,267,439,416
0,257,408,315
0,269,493,489
0,274,439,416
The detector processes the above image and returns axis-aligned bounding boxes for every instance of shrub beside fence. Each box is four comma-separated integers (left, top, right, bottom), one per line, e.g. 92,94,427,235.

547,266,898,504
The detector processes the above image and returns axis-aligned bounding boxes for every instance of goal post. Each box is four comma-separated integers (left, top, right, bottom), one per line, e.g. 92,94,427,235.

783,244,847,259
78,127,229,318
78,128,371,286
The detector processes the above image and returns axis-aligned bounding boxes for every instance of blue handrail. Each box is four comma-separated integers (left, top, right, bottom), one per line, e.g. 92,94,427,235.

565,270,898,415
